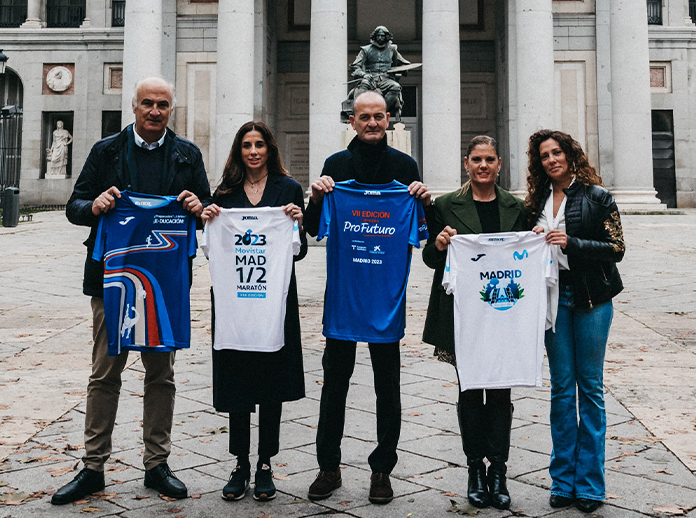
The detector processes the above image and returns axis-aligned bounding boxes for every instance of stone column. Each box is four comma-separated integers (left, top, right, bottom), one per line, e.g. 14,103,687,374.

82,0,106,28
21,0,42,27
309,0,347,185
513,0,554,191
609,0,662,205
121,0,163,127
215,0,255,181
422,0,461,193
594,0,615,187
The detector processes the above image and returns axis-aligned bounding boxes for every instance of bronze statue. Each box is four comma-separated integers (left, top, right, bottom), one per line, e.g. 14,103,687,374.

341,26,418,123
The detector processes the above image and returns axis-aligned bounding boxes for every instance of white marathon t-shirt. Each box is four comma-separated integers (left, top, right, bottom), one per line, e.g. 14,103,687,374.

201,207,301,352
443,231,558,391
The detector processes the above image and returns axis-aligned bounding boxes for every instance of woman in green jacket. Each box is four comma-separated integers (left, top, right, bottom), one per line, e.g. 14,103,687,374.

422,136,526,510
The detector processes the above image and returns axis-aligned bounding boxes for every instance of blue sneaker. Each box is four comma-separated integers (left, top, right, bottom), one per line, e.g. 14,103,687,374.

222,464,250,500
253,463,276,501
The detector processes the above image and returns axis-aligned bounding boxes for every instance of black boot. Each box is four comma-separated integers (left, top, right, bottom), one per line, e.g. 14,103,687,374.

467,461,490,508
457,390,489,508
486,398,513,510
487,463,511,510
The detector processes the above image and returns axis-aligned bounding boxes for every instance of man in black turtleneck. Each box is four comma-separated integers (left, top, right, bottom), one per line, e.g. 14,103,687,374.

304,91,431,505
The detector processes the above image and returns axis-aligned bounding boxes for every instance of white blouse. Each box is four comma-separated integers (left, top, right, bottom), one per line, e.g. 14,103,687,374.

537,179,574,330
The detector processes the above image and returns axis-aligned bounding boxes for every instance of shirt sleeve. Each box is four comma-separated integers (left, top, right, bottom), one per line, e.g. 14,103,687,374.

406,193,429,248
416,199,429,243
292,218,302,256
188,214,197,259
316,190,334,242
442,242,456,295
91,215,107,262
543,240,559,287
199,223,210,260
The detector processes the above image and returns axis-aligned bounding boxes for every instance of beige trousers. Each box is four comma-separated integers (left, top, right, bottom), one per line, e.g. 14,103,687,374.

83,297,176,471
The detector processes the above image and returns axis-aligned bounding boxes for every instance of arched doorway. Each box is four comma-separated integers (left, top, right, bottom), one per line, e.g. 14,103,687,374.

0,67,23,193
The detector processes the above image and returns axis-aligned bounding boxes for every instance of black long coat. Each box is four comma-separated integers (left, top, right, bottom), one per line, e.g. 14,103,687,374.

210,174,307,413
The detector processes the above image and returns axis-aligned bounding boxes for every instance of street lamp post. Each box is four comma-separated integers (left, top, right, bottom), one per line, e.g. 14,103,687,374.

0,50,7,75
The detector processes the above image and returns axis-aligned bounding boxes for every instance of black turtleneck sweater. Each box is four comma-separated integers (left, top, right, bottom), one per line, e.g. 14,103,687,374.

303,135,423,236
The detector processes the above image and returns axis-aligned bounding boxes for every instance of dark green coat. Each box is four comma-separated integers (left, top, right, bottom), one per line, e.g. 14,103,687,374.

421,185,527,354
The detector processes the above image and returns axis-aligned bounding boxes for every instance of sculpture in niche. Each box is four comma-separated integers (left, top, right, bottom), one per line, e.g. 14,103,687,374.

46,120,73,177
341,26,421,123
46,66,73,93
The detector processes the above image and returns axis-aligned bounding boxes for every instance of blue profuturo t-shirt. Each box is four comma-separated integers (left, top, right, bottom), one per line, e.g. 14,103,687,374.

92,191,197,356
318,180,429,343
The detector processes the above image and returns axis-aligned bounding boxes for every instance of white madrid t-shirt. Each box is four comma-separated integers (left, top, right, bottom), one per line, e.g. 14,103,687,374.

201,207,301,352
442,231,558,390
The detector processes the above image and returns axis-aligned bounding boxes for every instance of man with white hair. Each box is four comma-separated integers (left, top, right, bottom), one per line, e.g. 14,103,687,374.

55,77,210,504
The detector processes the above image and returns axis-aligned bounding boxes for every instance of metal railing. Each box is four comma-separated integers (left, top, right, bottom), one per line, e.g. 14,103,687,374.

112,0,125,27
46,5,86,28
647,0,662,25
0,5,27,28
0,105,23,212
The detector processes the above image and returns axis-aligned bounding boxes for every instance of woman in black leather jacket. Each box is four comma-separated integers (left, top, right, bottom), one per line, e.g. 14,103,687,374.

526,130,625,514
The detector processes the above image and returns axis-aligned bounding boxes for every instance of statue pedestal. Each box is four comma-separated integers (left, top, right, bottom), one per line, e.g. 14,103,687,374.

343,123,412,156
44,170,68,179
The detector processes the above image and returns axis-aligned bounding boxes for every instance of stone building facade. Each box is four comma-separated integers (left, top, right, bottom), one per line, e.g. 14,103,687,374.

0,0,694,208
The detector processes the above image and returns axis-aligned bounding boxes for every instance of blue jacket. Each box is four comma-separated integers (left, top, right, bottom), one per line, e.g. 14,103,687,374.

66,126,211,297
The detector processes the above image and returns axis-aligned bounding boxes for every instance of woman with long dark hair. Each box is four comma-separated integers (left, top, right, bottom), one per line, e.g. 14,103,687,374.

422,136,526,510
526,130,624,513
201,121,307,502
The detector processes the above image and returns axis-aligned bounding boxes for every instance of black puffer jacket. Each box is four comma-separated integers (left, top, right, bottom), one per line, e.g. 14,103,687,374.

534,181,625,308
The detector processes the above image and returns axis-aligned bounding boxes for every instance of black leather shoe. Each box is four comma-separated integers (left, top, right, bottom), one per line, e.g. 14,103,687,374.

144,463,188,499
576,498,603,513
549,494,575,508
51,468,105,505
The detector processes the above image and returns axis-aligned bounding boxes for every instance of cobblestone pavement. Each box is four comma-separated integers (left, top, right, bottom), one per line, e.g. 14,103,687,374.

0,210,694,517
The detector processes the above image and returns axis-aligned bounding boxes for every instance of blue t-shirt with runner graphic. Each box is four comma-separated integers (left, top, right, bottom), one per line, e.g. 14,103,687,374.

92,191,196,355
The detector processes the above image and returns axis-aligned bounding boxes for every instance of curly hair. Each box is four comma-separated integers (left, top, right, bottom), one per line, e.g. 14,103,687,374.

525,129,602,224
216,121,288,195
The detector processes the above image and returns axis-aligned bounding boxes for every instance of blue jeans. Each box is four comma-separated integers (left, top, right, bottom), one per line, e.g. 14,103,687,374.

545,286,613,501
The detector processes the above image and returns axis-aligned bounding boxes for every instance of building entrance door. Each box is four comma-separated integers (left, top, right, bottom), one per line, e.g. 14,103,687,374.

651,110,676,208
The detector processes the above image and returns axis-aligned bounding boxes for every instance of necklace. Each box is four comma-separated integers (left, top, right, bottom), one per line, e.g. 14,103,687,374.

245,174,268,194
